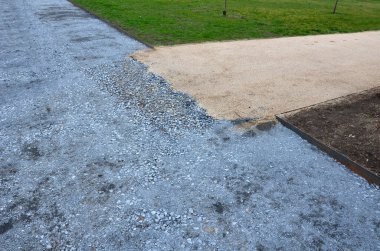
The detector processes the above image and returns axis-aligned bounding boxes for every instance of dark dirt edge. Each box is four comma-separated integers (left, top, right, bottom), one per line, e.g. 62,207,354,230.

67,0,154,49
276,114,380,187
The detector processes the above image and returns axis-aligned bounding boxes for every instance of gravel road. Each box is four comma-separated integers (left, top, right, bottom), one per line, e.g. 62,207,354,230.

1,0,379,250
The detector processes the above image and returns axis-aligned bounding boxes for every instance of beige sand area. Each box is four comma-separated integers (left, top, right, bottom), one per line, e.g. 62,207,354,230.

132,31,380,121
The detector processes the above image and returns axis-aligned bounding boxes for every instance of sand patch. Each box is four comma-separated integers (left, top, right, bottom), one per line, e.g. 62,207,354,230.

132,31,380,120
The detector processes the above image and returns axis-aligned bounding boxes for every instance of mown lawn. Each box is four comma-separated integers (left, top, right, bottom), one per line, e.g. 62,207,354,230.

70,0,380,45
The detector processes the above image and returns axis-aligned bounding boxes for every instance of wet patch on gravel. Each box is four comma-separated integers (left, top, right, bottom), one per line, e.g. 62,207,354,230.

37,6,91,21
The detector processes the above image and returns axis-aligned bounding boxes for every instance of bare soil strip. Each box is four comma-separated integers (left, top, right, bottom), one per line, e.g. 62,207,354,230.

280,87,380,180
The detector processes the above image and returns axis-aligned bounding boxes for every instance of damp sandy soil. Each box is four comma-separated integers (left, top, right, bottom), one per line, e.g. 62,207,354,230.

133,31,380,120
283,87,380,176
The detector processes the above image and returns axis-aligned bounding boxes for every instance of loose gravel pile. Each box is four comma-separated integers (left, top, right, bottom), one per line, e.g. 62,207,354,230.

86,59,213,134
0,0,379,250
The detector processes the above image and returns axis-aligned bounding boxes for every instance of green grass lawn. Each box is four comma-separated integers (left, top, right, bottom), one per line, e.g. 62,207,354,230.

71,0,380,45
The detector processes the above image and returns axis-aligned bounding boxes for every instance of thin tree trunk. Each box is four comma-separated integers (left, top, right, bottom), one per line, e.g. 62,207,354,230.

333,0,339,14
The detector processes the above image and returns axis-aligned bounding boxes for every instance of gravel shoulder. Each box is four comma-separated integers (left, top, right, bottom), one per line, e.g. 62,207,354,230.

0,0,379,250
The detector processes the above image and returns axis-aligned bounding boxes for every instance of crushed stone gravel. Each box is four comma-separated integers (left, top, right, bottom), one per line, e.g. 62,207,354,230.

1,0,379,250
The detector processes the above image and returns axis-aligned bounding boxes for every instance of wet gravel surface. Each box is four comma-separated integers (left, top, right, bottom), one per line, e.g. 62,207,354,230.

1,0,379,250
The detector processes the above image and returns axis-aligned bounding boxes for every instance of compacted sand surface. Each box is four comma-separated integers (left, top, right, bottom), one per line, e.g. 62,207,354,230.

133,31,380,120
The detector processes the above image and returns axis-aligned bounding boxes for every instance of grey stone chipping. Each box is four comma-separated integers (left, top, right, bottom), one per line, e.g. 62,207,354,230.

1,0,379,250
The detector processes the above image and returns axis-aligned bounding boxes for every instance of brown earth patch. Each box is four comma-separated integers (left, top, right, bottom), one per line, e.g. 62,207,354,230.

283,87,380,176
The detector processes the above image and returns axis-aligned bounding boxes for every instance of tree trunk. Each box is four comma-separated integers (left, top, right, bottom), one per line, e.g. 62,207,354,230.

223,0,227,16
333,0,339,14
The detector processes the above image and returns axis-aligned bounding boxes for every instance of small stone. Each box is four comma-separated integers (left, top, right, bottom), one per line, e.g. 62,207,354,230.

256,121,276,131
203,226,216,234
242,130,256,138
137,215,145,222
